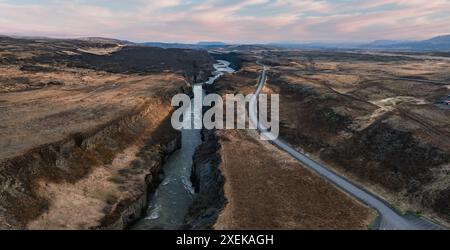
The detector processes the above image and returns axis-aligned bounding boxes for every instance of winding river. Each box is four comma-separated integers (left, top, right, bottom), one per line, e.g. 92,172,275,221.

132,60,234,230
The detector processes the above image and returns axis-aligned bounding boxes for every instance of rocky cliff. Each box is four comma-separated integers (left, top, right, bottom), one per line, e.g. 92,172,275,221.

0,36,212,229
185,129,224,229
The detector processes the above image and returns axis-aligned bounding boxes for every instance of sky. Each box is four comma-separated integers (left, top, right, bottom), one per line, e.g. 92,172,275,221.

1,0,450,43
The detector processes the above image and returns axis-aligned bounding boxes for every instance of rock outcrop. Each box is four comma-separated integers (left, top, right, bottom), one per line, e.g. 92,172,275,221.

185,129,224,229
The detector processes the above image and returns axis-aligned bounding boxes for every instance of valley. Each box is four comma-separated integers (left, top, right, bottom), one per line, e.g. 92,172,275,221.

0,35,449,230
213,49,450,227
0,36,212,229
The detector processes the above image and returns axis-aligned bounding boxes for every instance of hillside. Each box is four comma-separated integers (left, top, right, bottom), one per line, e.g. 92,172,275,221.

375,35,450,51
272,35,450,52
0,36,213,229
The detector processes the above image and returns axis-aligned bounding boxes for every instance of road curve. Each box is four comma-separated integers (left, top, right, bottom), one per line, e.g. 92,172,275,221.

249,62,444,230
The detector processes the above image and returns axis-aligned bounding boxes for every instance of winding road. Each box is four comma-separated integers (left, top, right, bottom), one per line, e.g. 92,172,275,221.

249,62,444,230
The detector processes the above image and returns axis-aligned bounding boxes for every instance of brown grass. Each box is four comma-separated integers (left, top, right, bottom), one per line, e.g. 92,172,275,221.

214,130,376,229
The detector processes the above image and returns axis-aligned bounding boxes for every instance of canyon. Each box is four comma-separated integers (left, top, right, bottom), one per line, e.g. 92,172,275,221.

1,36,449,229
0,36,212,229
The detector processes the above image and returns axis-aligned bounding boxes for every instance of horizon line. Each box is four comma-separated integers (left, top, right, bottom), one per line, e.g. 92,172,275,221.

3,32,447,45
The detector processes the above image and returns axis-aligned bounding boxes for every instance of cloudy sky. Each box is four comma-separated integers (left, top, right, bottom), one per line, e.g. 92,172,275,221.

1,0,450,43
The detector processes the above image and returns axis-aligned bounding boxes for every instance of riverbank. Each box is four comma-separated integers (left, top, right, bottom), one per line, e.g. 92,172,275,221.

1,99,183,229
131,60,235,230
199,60,377,229
0,37,214,229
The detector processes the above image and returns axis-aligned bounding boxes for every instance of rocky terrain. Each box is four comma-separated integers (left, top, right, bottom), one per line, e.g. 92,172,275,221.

2,35,449,230
213,129,375,229
0,36,213,229
220,50,450,226
186,60,376,230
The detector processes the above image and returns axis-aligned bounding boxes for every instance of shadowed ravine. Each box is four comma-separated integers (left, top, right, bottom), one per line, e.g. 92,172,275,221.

131,60,234,230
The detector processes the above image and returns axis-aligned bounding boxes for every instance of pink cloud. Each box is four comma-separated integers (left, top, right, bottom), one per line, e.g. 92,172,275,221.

0,0,449,42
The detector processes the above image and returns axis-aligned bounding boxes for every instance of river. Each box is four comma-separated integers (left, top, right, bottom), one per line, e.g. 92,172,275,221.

131,60,234,230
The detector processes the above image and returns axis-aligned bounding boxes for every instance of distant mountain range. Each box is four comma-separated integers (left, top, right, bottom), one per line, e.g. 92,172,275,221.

142,35,450,52
269,35,450,51
270,35,450,51
3,34,450,52
141,41,229,50
367,35,450,51
140,41,274,51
